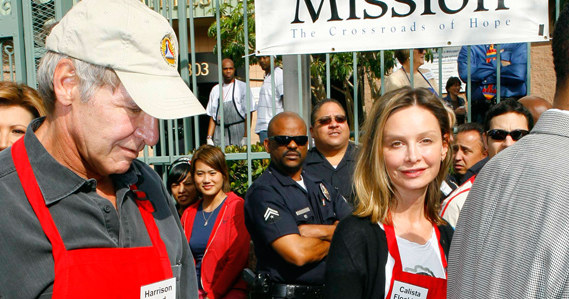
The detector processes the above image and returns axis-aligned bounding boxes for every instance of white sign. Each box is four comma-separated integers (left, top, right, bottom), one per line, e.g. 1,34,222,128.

390,280,428,299
255,0,549,55
140,277,176,299
423,47,464,93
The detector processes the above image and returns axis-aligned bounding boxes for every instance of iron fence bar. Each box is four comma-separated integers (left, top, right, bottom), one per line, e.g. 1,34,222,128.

353,52,359,144
409,49,414,87
243,0,252,186
178,0,193,154
215,0,225,151
188,0,200,149
467,46,472,123
438,47,443,95
297,54,303,118
0,41,3,81
326,53,330,98
496,43,501,103
270,56,276,116
380,50,385,95
159,119,166,163
21,0,35,84
167,120,175,160
526,42,531,95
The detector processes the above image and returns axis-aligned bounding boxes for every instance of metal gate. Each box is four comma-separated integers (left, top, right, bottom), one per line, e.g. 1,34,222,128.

3,0,564,192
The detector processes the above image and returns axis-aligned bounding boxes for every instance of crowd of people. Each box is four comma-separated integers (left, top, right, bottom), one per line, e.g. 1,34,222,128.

0,0,568,298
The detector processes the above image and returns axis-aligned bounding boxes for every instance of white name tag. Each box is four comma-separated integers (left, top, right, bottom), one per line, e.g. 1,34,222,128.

140,277,176,299
390,280,428,299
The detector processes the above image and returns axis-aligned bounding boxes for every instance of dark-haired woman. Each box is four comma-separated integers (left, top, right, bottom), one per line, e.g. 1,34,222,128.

167,157,198,217
181,145,249,299
443,77,467,124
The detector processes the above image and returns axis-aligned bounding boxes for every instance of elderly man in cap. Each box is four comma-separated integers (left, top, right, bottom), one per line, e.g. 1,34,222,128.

0,0,204,298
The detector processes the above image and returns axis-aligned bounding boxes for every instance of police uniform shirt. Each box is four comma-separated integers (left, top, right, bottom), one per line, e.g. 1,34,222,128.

244,164,352,285
303,142,357,203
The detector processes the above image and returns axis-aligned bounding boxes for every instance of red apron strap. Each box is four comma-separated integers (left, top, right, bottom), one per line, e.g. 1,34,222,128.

384,223,403,270
130,185,174,277
11,139,67,257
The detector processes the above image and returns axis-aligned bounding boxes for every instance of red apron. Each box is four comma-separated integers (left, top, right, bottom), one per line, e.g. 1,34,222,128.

384,223,447,299
11,139,174,298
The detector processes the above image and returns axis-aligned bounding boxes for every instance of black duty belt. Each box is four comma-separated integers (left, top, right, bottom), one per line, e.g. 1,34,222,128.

267,283,324,299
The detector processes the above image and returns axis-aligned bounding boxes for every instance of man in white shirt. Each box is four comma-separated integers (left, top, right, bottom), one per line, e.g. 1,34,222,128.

206,58,254,147
255,56,284,143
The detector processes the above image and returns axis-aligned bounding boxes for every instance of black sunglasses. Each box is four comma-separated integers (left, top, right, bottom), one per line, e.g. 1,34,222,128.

487,129,529,141
268,135,309,146
317,115,347,126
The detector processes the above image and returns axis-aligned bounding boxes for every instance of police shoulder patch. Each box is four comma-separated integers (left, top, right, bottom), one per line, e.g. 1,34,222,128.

264,207,280,224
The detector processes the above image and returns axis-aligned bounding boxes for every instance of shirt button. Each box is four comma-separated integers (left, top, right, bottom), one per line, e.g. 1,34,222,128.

104,206,112,213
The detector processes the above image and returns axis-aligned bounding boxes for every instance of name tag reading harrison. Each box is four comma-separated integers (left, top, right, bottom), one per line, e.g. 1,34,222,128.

140,277,176,299
390,281,428,299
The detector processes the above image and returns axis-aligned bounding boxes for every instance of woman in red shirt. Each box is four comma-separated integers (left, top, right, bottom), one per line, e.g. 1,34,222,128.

181,145,250,299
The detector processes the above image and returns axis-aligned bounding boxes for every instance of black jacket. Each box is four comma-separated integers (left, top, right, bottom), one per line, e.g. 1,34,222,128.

324,215,453,299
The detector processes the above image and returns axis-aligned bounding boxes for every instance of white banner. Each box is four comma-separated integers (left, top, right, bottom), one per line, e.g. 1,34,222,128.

255,0,549,55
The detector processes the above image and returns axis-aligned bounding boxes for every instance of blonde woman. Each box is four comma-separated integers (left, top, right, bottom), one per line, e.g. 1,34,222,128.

325,87,453,299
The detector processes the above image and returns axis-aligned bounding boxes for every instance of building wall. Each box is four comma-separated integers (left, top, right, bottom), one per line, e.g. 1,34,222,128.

531,42,555,103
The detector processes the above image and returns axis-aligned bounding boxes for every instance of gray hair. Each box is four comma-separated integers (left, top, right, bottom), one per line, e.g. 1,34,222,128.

37,51,121,114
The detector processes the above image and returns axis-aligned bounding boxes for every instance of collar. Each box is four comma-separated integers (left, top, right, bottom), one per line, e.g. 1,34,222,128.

267,163,321,187
305,142,357,165
532,109,569,138
23,117,141,205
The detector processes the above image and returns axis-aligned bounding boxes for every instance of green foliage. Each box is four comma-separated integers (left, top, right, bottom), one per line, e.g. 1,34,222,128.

224,143,269,198
207,0,256,68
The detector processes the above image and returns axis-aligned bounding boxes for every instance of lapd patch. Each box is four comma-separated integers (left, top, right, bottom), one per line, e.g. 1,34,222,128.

160,34,177,67
264,207,280,223
319,183,330,201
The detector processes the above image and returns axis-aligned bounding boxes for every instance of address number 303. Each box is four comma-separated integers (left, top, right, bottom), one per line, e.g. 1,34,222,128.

188,62,209,76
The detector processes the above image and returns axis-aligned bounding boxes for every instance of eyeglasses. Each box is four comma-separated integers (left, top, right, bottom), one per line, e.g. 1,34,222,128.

268,135,309,146
487,129,529,141
316,115,347,126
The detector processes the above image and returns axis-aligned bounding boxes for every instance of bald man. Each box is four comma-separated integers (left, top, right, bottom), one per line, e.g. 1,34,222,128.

244,112,351,299
518,95,552,123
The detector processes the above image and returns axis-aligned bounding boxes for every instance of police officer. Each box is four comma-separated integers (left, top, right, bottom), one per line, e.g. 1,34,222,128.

244,112,352,299
304,98,357,202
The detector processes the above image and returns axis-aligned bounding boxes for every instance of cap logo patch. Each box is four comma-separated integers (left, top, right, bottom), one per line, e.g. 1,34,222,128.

161,34,177,67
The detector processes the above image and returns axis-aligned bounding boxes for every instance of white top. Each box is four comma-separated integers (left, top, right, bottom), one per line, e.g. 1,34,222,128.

206,79,254,119
440,177,475,228
255,67,284,133
384,67,439,95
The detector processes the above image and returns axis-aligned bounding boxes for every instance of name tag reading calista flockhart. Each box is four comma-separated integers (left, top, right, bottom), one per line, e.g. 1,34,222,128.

140,277,176,299
390,281,428,299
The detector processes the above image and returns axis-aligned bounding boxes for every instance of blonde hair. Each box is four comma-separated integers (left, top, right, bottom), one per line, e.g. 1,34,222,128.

353,87,452,225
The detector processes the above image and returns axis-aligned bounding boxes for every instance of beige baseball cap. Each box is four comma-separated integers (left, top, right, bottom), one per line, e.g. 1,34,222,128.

45,0,205,120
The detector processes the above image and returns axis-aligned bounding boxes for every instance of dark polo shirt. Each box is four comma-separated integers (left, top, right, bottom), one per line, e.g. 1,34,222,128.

304,142,357,203
0,118,198,298
244,164,352,285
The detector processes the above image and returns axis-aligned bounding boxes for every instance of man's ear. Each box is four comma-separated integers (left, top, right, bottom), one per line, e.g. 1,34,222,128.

53,58,79,107
264,137,271,154
483,132,489,150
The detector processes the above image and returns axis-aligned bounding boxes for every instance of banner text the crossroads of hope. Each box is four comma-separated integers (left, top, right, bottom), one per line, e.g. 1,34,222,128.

255,0,549,55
